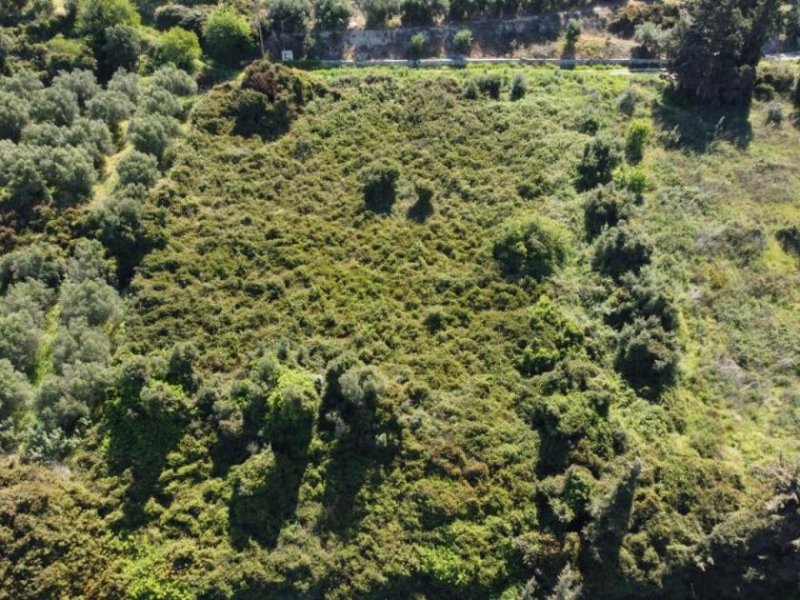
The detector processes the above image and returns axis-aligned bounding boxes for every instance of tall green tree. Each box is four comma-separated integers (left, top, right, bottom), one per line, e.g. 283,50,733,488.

668,0,781,106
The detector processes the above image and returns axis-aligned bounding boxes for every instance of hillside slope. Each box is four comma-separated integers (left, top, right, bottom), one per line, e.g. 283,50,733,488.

3,62,800,598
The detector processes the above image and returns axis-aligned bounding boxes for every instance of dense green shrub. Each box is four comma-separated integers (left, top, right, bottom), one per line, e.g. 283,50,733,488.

59,279,122,326
565,18,582,47
362,0,400,27
86,90,135,132
361,160,399,213
668,0,779,106
75,0,141,43
166,342,198,392
159,27,201,72
625,119,651,163
463,73,501,99
67,238,116,284
591,224,653,280
604,271,679,333
140,86,183,118
633,22,667,58
202,6,254,65
53,70,100,108
265,0,312,37
266,368,319,456
401,0,448,26
44,37,97,77
583,184,632,240
30,87,79,127
154,3,209,33
48,146,98,205
510,72,527,100
0,310,40,374
576,133,623,191
0,359,31,421
407,32,428,59
314,0,353,30
127,114,180,159
0,243,65,291
117,150,159,188
1,280,54,327
448,0,479,20
150,65,195,97
776,225,800,258
453,29,472,55
615,316,679,397
51,320,112,372
617,86,639,116
107,68,139,103
0,30,9,75
101,24,142,74
493,216,567,280
766,101,783,125
90,191,148,282
0,91,28,141
613,165,648,199
331,364,386,440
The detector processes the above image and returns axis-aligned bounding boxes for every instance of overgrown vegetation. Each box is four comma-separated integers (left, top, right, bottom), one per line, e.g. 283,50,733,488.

2,0,800,597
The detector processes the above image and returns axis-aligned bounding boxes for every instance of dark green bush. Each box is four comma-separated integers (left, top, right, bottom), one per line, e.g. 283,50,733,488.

576,133,623,191
453,29,473,55
75,0,141,43
202,6,254,66
0,91,28,141
101,24,142,74
58,279,122,326
591,224,653,280
154,4,209,33
776,225,800,258
361,160,400,214
604,271,679,332
583,184,633,240
407,32,428,59
565,18,582,47
614,316,679,397
265,0,313,37
625,119,651,163
493,216,567,280
0,243,65,291
314,0,353,30
87,90,135,132
44,36,97,77
362,0,400,27
159,27,201,72
117,150,159,188
401,0,448,26
127,114,181,159
0,358,31,421
30,87,79,127
463,73,501,99
52,70,100,108
0,312,40,374
510,73,527,100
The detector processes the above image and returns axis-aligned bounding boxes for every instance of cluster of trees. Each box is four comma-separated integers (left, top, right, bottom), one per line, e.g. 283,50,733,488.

668,0,781,107
0,69,115,222
0,64,187,251
0,240,122,460
577,123,680,399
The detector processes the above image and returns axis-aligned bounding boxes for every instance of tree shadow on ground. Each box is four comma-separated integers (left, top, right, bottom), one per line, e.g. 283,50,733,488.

104,398,190,528
579,461,641,594
655,88,753,152
228,450,309,549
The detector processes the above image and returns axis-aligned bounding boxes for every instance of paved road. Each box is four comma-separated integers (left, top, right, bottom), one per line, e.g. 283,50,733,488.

310,52,800,70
